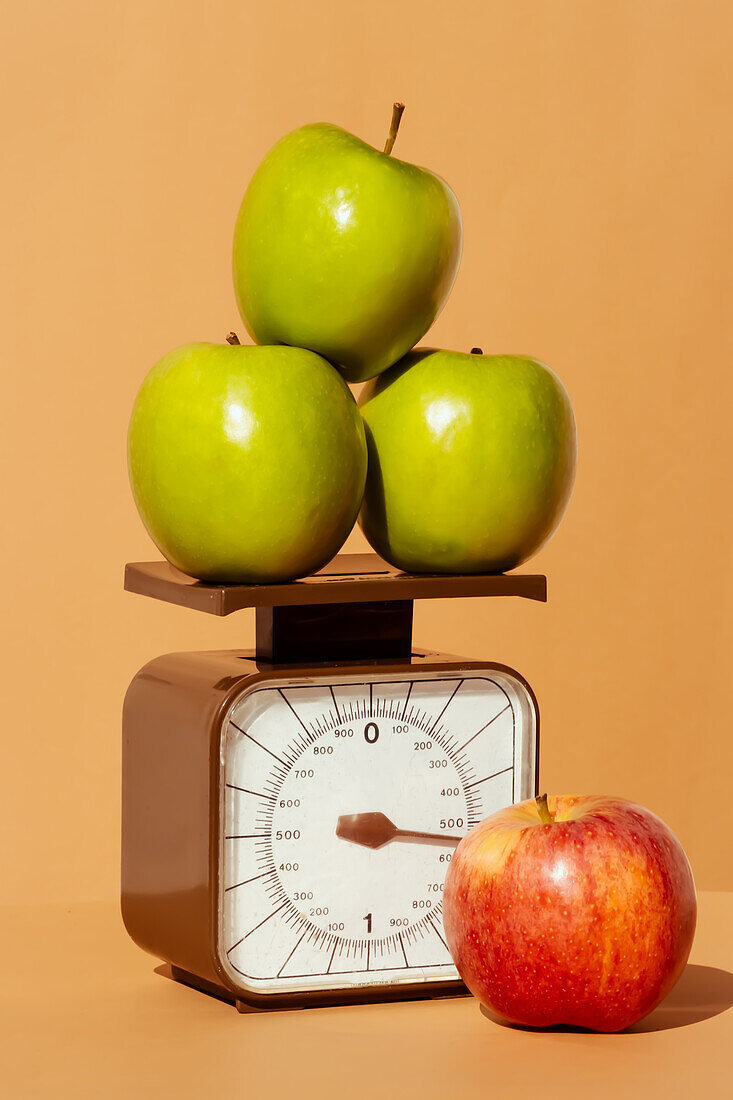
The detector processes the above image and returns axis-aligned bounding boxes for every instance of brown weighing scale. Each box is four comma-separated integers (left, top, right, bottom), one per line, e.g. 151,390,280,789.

122,554,544,1010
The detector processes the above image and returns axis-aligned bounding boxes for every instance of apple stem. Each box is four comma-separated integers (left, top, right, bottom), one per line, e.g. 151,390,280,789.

383,102,405,156
470,347,484,355
536,793,555,824
226,332,241,345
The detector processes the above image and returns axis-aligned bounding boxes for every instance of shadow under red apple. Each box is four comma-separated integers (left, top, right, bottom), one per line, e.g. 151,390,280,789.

478,964,733,1033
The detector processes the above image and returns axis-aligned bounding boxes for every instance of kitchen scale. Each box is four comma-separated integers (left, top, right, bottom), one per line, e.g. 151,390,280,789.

122,554,544,1011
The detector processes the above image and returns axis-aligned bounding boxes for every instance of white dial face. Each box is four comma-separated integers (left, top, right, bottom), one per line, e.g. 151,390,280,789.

218,668,536,997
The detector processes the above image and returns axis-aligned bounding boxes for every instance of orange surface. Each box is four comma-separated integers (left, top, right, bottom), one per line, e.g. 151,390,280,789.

1,0,732,926
3,891,731,1097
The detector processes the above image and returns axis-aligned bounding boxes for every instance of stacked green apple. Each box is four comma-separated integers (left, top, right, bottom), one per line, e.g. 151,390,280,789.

128,106,576,583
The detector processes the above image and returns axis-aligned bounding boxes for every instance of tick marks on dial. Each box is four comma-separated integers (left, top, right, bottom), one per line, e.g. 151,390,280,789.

401,681,413,720
226,783,276,802
230,720,288,766
277,689,315,742
456,703,511,753
427,679,464,735
329,685,341,722
225,869,275,892
465,764,513,790
427,915,449,951
227,902,288,955
277,930,308,977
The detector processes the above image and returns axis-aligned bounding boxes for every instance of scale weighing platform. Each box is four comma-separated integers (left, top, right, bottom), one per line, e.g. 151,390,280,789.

122,554,545,1011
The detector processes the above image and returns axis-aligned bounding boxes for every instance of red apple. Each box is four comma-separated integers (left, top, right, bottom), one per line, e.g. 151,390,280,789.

443,794,696,1032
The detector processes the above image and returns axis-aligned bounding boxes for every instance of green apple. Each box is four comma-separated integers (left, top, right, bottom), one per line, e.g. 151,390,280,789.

128,341,367,583
232,105,462,383
358,349,577,573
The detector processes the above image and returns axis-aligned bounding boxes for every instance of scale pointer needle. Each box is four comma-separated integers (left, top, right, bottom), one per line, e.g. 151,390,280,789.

336,811,463,849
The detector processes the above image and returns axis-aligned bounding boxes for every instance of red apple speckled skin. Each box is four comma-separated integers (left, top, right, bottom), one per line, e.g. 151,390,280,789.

443,796,697,1032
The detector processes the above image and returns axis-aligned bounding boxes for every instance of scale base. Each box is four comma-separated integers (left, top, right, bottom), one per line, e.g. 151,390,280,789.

164,964,468,1013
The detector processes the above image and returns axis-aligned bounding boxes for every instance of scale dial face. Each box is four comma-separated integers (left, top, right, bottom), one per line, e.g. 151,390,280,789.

218,668,536,998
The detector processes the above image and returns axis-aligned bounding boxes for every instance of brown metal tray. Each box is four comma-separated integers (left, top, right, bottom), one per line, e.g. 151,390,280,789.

124,554,547,615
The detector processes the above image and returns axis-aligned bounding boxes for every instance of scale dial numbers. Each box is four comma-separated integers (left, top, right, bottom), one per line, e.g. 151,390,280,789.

218,670,536,996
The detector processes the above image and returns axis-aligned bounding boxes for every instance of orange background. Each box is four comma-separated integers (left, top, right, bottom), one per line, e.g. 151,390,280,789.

1,0,732,912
